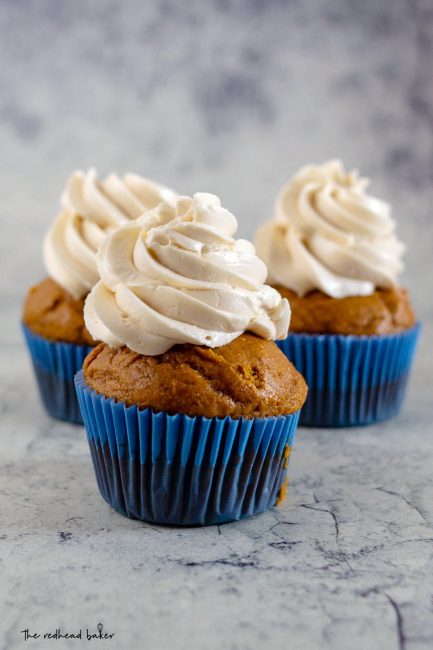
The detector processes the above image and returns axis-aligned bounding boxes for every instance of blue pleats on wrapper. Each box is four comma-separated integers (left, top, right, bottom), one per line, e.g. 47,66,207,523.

74,370,301,526
22,324,93,424
276,324,420,427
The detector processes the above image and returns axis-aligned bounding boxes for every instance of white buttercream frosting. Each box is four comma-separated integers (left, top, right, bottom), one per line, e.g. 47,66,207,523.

84,193,291,355
255,160,405,298
43,168,177,299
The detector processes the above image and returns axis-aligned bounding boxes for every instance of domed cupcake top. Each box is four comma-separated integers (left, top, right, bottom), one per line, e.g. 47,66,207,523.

84,193,291,355
43,168,177,299
256,160,405,299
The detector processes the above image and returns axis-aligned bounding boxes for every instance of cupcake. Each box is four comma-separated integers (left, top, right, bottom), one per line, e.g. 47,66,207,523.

75,193,307,525
256,160,419,427
23,168,177,424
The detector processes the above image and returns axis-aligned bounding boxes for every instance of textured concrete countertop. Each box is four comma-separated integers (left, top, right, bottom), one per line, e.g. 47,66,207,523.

1,331,432,650
1,1,433,649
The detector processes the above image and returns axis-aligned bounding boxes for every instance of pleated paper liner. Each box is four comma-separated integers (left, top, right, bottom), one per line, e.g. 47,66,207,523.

75,370,301,526
22,324,93,425
276,324,420,427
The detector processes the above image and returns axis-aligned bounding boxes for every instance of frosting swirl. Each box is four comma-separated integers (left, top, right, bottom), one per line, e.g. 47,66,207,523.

43,168,177,299
255,160,405,298
84,193,290,355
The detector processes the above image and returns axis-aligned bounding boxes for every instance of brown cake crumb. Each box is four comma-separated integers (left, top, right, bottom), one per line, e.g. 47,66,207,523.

83,333,307,418
274,286,415,336
23,277,96,346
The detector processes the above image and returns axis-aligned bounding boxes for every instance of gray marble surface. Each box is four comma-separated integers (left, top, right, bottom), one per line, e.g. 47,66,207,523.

1,1,433,649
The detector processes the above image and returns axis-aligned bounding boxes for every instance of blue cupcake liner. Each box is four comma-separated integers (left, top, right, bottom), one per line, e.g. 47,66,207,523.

277,324,420,427
22,324,93,424
74,370,301,526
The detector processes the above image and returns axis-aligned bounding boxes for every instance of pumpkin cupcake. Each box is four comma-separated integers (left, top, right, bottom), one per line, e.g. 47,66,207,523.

256,160,419,427
23,168,177,423
75,193,307,525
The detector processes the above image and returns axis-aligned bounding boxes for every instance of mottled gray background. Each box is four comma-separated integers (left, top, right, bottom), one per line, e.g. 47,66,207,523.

1,0,433,320
1,2,433,650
